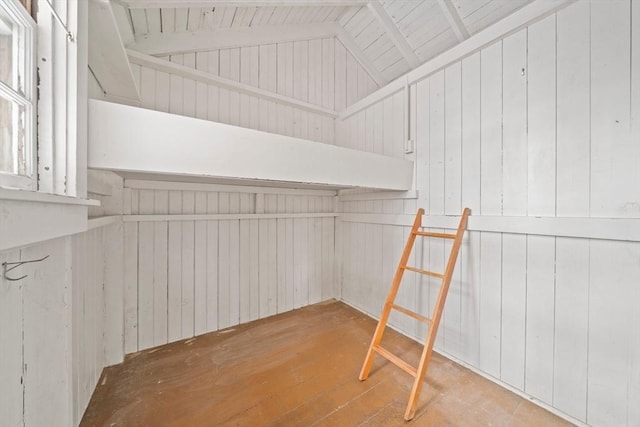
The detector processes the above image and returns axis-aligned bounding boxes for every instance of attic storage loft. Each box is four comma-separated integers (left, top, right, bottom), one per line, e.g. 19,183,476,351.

1,0,639,426
88,100,414,190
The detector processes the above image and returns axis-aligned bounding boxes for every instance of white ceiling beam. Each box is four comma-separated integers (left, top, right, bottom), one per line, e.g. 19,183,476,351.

129,22,338,55
116,0,368,9
437,0,470,42
333,23,388,87
110,1,134,46
367,0,420,68
127,50,338,117
88,0,140,104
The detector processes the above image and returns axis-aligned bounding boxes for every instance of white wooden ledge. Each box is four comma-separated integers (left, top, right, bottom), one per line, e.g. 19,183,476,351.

88,100,414,191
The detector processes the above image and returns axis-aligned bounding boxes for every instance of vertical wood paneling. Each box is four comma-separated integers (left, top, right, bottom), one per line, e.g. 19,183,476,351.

137,190,155,350
0,249,23,427
444,63,462,216
501,29,527,216
630,5,640,426
24,239,66,425
239,217,251,323
194,193,208,335
206,193,219,332
249,219,260,321
524,236,555,404
336,2,639,426
334,40,347,112
321,214,335,301
460,51,481,368
104,221,124,366
183,53,197,118
309,214,321,305
500,233,526,390
554,237,589,421
498,28,528,393
590,0,633,218
556,1,590,217
322,38,335,110
528,15,556,216
169,55,183,115
195,53,209,120
553,4,591,418
228,195,241,327
123,188,139,353
207,51,220,122
588,240,639,426
153,191,168,345
218,193,232,328
167,191,182,341
124,188,336,346
480,42,503,216
476,39,504,380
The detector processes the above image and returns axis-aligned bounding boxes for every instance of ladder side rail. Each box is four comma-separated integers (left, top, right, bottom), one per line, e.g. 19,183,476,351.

404,208,471,420
359,208,425,380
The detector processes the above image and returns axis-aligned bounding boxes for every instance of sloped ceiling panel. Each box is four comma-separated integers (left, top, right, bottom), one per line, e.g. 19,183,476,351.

113,0,538,107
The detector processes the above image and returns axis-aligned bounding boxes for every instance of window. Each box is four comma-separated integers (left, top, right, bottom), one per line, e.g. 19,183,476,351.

0,0,35,190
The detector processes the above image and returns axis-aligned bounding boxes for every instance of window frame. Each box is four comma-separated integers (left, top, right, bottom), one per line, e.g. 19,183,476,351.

0,0,36,190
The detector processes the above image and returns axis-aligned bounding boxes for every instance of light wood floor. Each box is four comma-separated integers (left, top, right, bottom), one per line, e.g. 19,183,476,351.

81,301,572,426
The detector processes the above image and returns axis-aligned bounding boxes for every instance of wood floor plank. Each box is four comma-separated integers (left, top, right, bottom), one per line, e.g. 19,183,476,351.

81,301,571,426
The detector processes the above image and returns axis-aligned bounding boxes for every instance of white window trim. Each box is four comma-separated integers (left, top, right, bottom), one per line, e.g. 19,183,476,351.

0,0,95,252
0,0,37,191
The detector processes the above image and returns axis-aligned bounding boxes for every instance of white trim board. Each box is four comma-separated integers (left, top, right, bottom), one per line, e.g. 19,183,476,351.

87,215,122,230
125,179,337,196
339,0,577,119
88,100,414,191
124,213,338,222
338,214,640,242
337,190,418,201
0,201,89,251
0,188,100,206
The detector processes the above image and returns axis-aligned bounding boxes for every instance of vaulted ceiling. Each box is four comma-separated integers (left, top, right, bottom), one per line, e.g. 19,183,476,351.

113,0,534,86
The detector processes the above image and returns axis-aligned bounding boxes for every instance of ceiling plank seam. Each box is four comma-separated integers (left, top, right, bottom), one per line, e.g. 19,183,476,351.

366,0,420,69
333,23,388,87
436,0,470,42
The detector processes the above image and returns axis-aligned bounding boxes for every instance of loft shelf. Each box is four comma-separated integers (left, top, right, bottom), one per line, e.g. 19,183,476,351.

88,100,413,191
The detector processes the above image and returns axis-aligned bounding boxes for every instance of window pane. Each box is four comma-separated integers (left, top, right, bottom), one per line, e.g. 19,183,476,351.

0,8,14,90
0,95,26,176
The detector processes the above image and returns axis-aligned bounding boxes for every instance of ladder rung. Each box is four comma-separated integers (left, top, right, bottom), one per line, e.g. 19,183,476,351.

373,346,417,377
414,231,457,239
391,304,432,324
404,266,445,279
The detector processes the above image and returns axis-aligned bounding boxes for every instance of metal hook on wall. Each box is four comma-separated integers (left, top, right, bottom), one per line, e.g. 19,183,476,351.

2,255,50,282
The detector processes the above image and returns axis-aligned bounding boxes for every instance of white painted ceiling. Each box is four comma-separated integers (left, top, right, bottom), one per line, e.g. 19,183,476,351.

115,0,534,87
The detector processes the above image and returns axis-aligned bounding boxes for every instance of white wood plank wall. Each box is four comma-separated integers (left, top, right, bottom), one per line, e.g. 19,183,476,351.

129,37,378,145
122,183,336,353
0,225,120,427
71,226,117,426
335,1,640,426
1,168,124,427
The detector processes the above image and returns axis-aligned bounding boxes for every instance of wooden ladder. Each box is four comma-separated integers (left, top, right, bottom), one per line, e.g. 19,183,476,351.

359,207,471,421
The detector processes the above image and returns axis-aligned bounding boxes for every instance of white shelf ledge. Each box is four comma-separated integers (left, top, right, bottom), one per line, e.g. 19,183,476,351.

88,100,414,191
